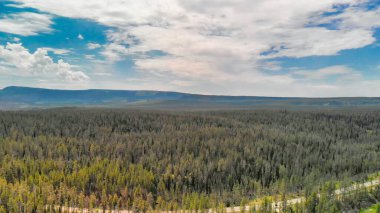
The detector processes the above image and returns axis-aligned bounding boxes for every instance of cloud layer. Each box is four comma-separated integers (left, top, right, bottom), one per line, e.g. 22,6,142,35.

1,0,380,96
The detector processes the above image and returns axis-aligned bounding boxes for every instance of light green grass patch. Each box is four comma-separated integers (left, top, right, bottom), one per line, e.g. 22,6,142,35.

360,203,380,213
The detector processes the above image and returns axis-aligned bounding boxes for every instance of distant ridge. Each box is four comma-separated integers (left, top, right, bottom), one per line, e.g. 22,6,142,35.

1,86,380,110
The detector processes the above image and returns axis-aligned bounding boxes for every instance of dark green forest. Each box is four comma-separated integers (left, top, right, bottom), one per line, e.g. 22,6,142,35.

0,109,380,212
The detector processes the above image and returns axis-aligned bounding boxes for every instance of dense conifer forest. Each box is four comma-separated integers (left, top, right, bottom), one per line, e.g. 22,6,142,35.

0,109,379,212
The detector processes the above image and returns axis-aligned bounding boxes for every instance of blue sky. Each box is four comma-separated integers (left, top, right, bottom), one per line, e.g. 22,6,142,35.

0,0,380,97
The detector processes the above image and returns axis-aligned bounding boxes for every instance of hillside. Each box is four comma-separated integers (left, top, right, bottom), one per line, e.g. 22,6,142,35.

1,86,380,110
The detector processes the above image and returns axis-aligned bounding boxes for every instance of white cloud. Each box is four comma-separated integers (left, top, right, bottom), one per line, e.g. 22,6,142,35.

0,12,52,36
85,55,96,60
56,59,89,81
42,47,71,55
101,43,129,62
292,65,361,80
135,56,218,78
316,6,380,30
260,28,375,58
93,72,112,76
0,43,88,81
78,34,84,40
87,42,101,50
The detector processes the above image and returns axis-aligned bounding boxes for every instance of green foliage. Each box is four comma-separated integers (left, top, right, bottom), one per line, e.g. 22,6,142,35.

360,203,380,213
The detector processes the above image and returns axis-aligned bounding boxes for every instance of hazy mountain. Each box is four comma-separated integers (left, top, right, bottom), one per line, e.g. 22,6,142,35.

1,86,380,110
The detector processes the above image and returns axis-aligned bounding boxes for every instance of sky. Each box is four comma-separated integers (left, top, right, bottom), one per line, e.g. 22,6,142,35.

0,0,380,97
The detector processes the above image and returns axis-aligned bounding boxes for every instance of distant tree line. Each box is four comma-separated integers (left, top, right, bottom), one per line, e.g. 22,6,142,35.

0,109,379,212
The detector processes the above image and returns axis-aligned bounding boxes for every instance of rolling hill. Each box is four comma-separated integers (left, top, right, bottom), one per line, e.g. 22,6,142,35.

1,86,380,110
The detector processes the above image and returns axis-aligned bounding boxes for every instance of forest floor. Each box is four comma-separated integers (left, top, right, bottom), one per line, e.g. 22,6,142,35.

52,179,380,213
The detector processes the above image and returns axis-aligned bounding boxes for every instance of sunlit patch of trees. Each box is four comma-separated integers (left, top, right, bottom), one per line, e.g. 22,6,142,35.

0,109,379,212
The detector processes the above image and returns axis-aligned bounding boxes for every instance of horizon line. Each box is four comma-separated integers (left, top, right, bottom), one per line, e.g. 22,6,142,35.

1,85,380,99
